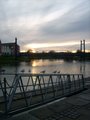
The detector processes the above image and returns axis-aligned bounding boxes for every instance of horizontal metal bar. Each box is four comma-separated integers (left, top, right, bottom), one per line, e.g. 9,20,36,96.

0,73,83,76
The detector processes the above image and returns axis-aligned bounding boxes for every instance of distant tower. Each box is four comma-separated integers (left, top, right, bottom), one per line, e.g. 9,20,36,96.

80,40,86,53
15,37,17,58
80,40,82,52
83,40,85,53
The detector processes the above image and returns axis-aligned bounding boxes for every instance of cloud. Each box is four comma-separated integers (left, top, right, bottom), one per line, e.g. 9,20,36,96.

40,0,90,38
0,0,90,51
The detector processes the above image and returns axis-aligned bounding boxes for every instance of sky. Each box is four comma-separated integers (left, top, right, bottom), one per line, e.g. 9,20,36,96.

0,0,90,52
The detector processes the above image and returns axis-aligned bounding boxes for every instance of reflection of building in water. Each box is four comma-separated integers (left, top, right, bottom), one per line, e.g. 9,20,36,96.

0,38,20,55
80,62,85,76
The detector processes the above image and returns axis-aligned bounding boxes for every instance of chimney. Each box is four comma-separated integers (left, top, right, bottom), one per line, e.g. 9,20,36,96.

15,37,17,45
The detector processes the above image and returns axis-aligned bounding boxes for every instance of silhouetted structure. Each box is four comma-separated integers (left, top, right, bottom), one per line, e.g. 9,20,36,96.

0,38,20,56
80,40,82,52
80,40,86,53
83,40,85,53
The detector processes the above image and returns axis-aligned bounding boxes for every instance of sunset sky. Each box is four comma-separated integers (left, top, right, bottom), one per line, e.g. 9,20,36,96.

0,0,90,52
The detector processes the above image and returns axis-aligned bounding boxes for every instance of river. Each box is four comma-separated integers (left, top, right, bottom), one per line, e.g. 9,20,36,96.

0,59,90,77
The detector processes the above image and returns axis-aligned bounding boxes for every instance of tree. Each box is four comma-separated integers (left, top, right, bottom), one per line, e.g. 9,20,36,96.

76,49,82,53
48,50,55,53
27,49,33,53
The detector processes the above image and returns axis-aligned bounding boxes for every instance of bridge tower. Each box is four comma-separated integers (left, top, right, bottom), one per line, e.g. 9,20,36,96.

80,40,86,53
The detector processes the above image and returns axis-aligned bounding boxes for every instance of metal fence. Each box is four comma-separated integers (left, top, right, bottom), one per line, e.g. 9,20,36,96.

0,73,85,115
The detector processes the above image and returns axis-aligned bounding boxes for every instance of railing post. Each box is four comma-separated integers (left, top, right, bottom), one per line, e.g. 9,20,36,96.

60,76,64,96
19,76,28,107
73,75,76,91
3,77,7,115
82,75,85,89
37,75,44,102
31,76,37,95
50,75,55,98
67,75,71,94
78,75,81,90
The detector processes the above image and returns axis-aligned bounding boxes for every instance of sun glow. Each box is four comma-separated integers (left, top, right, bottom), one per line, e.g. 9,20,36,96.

23,41,90,52
25,42,79,49
72,50,76,53
32,49,36,53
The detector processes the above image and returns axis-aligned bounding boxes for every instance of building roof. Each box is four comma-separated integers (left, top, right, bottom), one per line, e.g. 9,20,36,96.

1,42,20,47
2,43,15,45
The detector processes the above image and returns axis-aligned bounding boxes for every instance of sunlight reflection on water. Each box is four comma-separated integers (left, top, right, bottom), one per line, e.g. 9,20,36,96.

0,59,90,77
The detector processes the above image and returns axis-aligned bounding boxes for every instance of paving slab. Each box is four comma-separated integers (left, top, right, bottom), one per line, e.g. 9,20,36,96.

66,97,90,106
2,113,39,120
47,100,73,113
79,94,90,100
29,107,54,120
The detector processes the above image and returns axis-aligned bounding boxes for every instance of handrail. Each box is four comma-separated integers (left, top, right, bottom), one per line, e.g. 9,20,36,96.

0,73,83,76
0,73,85,115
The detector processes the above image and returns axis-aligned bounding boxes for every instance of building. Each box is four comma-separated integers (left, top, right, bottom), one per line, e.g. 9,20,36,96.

0,38,20,56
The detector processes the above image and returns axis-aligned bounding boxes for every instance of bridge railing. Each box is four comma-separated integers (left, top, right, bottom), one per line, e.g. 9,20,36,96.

0,73,85,115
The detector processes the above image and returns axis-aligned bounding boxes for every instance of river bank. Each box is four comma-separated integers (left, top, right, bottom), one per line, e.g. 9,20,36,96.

0,52,90,64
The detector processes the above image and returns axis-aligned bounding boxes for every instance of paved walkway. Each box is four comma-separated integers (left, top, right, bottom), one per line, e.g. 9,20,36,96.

2,79,90,120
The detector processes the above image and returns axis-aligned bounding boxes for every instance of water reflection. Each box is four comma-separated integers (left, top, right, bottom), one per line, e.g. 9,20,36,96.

80,61,85,76
0,59,90,77
32,60,37,67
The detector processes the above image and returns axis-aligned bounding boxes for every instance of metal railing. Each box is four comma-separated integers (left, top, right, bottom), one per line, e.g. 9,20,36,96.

0,73,85,115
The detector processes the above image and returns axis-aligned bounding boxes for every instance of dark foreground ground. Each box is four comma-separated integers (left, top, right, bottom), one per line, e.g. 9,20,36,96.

1,77,90,120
